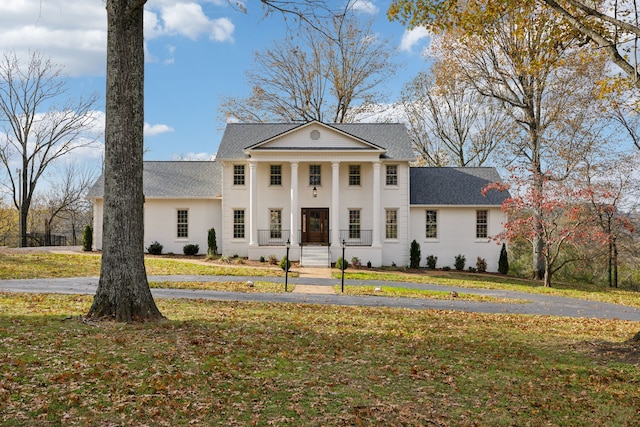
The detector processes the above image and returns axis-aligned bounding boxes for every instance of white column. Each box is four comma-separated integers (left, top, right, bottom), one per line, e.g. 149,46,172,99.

249,160,258,246
290,162,299,246
372,161,381,247
331,161,340,247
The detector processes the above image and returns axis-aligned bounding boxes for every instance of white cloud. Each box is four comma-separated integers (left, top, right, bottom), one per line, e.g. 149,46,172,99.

0,1,107,76
351,0,379,15
0,0,234,76
152,2,234,42
144,123,175,137
399,27,430,53
170,152,216,161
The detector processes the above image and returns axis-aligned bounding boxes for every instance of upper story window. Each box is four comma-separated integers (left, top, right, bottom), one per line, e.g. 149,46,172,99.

309,164,321,186
233,164,245,186
386,165,398,186
270,165,282,186
349,165,361,186
177,209,188,238
426,209,437,239
476,210,488,239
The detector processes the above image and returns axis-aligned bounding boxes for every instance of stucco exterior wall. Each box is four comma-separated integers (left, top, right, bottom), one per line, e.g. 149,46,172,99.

144,199,221,255
91,198,221,255
409,206,506,271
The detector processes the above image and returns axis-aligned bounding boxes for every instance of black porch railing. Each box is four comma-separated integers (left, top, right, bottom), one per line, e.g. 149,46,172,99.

257,229,374,247
257,229,292,246
339,229,372,246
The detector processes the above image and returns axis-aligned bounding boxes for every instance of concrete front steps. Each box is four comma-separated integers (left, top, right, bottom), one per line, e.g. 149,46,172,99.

300,245,330,267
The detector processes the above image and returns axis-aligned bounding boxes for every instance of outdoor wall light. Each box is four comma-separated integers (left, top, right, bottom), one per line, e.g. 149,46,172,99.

313,186,317,197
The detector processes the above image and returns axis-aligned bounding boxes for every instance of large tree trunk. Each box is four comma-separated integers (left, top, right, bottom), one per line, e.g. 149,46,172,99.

87,0,164,322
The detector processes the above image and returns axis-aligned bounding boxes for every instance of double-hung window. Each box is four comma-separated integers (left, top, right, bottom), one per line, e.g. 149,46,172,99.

386,165,398,186
177,209,188,238
425,210,437,239
349,165,361,186
233,209,245,239
309,164,321,186
349,209,361,239
233,165,245,186
270,165,282,186
386,209,398,239
270,209,282,239
476,210,488,239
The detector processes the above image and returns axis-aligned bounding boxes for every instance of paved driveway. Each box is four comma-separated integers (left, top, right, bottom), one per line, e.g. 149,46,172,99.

1,275,640,321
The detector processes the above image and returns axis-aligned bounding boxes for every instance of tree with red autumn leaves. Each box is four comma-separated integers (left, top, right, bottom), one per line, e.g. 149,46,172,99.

484,167,631,287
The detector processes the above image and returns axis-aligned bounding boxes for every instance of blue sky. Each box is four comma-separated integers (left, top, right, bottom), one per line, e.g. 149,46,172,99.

0,0,431,163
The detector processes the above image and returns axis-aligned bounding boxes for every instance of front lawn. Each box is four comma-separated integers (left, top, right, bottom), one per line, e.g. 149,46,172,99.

1,293,639,426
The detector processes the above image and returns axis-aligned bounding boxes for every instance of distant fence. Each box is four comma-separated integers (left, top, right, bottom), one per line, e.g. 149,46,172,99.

0,232,68,247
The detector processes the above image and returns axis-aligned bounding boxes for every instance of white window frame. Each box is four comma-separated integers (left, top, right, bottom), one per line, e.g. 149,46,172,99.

385,209,398,240
177,209,189,239
233,209,245,239
425,209,438,239
270,164,282,186
386,164,398,186
348,164,361,186
476,209,489,239
233,164,245,186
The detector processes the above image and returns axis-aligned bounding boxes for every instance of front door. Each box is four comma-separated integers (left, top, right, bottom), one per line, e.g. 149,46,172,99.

301,208,329,245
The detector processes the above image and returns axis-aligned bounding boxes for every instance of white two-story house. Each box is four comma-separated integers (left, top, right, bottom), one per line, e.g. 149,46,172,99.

87,121,509,270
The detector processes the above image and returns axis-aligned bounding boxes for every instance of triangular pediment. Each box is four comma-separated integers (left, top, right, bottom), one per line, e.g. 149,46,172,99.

244,121,385,153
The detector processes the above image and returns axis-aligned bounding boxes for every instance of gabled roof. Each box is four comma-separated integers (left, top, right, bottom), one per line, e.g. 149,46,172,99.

216,121,414,160
410,167,510,206
86,161,222,199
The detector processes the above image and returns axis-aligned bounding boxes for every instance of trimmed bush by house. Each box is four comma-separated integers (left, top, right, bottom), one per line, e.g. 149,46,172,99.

410,240,421,269
82,225,93,252
426,255,437,269
454,254,466,271
147,241,163,255
183,244,199,256
498,243,509,275
207,228,217,256
336,257,349,270
476,257,487,273
279,256,291,271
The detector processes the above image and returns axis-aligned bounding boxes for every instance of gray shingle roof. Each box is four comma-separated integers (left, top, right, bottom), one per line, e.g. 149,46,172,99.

86,161,222,199
216,122,415,160
410,167,510,206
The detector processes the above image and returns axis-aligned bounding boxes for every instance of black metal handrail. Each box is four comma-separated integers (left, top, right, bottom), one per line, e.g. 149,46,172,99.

339,229,373,246
257,229,292,246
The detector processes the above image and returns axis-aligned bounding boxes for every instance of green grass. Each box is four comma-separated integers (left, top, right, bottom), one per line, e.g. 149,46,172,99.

1,293,639,426
336,284,528,303
338,269,640,307
149,280,286,293
0,252,285,280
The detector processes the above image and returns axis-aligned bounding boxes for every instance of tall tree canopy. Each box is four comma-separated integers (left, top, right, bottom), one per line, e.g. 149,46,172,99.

388,0,640,89
396,1,610,279
0,51,98,247
401,59,512,167
220,11,397,123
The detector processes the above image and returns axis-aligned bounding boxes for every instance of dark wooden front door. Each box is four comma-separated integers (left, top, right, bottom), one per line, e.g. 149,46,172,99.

301,208,329,245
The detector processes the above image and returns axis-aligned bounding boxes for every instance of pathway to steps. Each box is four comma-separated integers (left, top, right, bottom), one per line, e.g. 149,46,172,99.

292,267,336,294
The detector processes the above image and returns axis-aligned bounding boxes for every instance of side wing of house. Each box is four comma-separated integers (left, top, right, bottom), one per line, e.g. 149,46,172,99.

86,161,222,255
409,167,509,271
